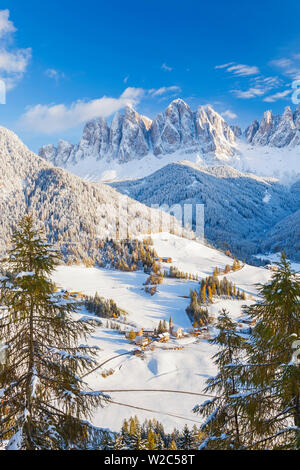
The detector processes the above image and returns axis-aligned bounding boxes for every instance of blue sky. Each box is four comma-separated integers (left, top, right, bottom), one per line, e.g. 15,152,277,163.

1,0,300,152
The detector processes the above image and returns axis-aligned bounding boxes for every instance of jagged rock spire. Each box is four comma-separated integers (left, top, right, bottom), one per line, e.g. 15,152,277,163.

39,99,237,165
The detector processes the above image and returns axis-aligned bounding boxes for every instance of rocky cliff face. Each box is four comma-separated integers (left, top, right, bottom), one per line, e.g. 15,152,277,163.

39,99,237,166
151,99,198,156
110,105,149,162
246,105,300,148
230,125,242,138
39,100,300,173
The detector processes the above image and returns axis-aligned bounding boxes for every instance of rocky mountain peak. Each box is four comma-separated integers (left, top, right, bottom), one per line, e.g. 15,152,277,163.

293,104,300,128
39,99,237,167
230,125,242,138
246,105,300,148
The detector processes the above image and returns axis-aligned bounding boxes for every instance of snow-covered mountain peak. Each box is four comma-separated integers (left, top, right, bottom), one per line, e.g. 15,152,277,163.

245,105,300,149
39,100,237,169
293,104,300,128
37,101,300,184
167,98,190,109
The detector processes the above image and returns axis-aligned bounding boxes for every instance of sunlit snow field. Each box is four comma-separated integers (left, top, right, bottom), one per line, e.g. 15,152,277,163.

52,233,273,431
66,141,300,186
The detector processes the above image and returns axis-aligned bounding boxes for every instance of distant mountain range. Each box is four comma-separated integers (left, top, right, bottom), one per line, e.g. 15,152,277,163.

245,105,300,147
39,99,236,166
0,98,299,264
38,99,300,184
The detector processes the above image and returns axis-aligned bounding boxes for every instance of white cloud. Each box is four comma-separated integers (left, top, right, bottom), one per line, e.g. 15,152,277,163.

20,87,145,134
0,10,31,90
161,63,172,72
231,87,265,99
120,87,145,100
149,85,181,97
221,110,237,119
123,75,129,84
0,48,31,74
216,62,259,76
263,89,292,103
0,9,16,38
45,68,65,82
20,84,185,134
270,58,293,69
269,56,300,80
227,64,260,76
215,62,235,69
254,75,282,87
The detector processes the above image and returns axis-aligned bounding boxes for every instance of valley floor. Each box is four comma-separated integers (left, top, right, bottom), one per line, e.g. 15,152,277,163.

52,234,274,432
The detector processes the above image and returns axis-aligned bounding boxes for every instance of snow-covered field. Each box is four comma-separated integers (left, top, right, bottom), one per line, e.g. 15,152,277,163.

150,233,271,296
65,140,300,186
52,234,274,432
63,148,208,183
234,141,300,185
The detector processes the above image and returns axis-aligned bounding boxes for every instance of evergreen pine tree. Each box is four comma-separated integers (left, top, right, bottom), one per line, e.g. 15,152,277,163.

0,215,106,450
101,432,114,450
231,253,300,449
194,309,246,449
155,433,165,450
113,434,126,450
131,424,147,450
146,429,156,450
179,424,193,450
169,439,177,450
201,285,206,304
121,419,131,448
208,286,213,303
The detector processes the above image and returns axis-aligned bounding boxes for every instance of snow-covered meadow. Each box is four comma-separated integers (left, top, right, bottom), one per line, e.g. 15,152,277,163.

52,234,273,432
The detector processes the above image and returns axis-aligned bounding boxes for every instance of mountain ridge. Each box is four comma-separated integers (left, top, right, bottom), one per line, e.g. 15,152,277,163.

245,105,300,147
38,99,300,184
110,161,300,261
39,99,237,167
0,125,185,262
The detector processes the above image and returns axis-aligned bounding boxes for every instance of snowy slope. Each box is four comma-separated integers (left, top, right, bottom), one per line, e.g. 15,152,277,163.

40,139,300,185
51,233,275,432
0,125,184,260
111,163,299,260
148,233,271,292
262,209,300,261
233,140,300,185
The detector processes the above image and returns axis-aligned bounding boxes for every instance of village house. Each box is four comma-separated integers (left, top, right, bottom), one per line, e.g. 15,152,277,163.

193,328,202,337
63,290,86,300
265,264,279,272
134,336,149,347
158,332,170,342
172,327,183,338
143,329,155,338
